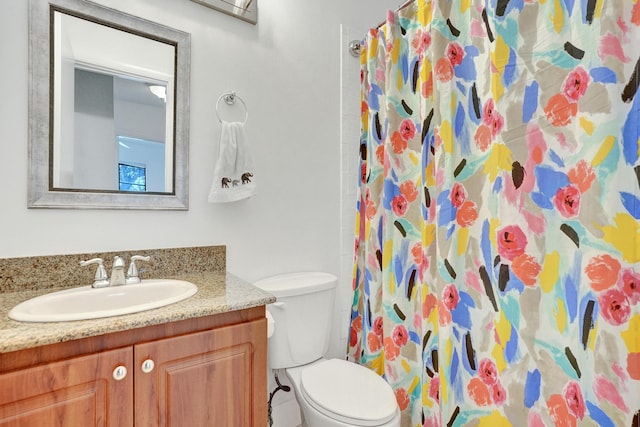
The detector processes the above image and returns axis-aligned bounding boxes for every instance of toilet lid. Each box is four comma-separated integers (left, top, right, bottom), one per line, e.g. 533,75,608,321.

300,359,398,426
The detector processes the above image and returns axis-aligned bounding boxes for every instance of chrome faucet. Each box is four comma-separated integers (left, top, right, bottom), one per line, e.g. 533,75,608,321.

126,255,151,284
79,258,110,288
110,256,126,286
81,255,151,288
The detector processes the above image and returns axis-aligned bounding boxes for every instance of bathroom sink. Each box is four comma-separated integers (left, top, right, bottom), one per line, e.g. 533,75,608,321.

8,279,198,322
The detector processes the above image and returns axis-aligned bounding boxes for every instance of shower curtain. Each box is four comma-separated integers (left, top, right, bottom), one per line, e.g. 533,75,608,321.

347,1,640,426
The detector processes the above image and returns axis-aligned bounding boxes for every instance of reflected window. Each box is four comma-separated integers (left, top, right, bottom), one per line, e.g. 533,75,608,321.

119,163,146,192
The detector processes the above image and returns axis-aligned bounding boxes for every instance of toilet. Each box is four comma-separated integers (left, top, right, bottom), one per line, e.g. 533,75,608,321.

254,272,401,427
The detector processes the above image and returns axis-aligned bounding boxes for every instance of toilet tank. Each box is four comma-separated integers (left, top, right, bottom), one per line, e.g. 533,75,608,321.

254,272,337,370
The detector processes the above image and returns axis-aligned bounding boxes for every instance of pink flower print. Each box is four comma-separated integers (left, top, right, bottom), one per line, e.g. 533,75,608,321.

450,183,467,208
395,387,410,411
567,160,595,193
435,57,454,82
468,377,492,406
496,225,528,261
474,124,493,151
563,381,586,420
446,42,465,66
456,200,478,227
483,99,497,126
478,358,499,385
399,119,417,141
367,331,382,352
544,93,578,127
373,316,384,336
391,131,408,154
391,195,408,216
392,324,409,347
620,268,640,304
491,382,507,405
482,98,504,137
562,67,590,101
360,163,367,183
586,254,621,292
400,180,419,202
598,288,631,326
383,336,400,361
412,28,432,53
554,185,581,218
442,284,460,311
429,376,440,403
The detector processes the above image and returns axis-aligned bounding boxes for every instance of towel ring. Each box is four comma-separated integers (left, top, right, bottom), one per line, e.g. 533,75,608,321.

215,91,248,124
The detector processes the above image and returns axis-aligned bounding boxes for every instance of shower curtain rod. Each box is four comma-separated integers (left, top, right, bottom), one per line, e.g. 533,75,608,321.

348,1,416,57
376,0,415,28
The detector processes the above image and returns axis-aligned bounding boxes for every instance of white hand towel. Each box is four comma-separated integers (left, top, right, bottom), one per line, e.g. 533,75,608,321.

208,121,256,203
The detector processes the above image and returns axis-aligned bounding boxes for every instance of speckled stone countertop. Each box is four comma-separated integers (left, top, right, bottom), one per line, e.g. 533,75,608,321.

0,271,275,354
0,246,275,354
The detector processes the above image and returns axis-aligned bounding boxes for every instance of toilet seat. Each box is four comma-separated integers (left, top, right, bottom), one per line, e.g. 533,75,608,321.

299,359,398,426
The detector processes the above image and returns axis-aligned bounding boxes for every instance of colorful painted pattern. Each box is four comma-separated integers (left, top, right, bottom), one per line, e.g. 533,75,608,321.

347,1,640,426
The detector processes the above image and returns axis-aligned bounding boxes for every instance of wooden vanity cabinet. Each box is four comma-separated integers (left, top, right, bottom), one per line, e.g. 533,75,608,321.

0,307,268,427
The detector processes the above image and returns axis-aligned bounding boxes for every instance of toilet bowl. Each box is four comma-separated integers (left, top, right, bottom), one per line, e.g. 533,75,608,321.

254,272,400,427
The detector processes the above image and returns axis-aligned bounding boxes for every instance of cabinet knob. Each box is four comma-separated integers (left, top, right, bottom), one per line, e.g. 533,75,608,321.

141,358,155,373
113,365,128,381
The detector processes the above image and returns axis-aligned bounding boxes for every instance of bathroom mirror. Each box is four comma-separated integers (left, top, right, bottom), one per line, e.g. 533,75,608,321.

28,0,191,209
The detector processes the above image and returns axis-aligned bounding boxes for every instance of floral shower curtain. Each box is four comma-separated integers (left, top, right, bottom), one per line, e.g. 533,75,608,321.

347,1,640,426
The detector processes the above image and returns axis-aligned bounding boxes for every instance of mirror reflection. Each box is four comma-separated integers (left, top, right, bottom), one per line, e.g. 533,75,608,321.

52,11,174,194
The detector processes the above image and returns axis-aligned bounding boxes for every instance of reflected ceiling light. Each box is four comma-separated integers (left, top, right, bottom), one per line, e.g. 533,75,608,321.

148,84,167,101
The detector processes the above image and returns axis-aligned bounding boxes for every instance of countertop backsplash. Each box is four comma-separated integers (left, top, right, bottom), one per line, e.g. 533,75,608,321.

0,246,226,293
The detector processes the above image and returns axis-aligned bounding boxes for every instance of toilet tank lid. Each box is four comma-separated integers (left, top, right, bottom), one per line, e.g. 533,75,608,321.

254,272,337,298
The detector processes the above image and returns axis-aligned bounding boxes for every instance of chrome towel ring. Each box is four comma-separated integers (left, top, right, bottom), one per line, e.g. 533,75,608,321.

215,91,248,124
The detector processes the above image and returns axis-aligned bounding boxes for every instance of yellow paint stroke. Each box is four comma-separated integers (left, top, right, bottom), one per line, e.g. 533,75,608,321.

392,38,401,64
601,213,640,263
492,342,507,372
425,162,436,186
383,239,393,269
484,143,513,182
407,376,420,394
423,382,434,407
555,297,567,333
591,136,616,166
579,117,595,136
458,226,469,256
440,120,453,154
442,338,452,404
409,151,420,167
622,314,640,353
540,251,560,293
401,359,412,373
489,218,501,251
588,320,598,351
423,223,436,248
460,0,471,13
551,0,564,34
594,0,604,19
368,36,379,61
496,310,512,347
490,36,509,101
417,0,432,27
478,411,513,427
370,353,385,376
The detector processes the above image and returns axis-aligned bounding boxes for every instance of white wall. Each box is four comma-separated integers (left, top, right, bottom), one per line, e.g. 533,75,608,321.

0,0,393,359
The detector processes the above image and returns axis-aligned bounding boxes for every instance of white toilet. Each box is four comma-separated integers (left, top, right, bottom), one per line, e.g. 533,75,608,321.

255,272,401,427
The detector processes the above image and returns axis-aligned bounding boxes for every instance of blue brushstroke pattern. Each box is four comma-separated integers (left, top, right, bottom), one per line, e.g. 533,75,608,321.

563,0,575,15
622,88,640,165
535,166,569,198
524,369,541,408
437,191,457,226
503,48,518,87
523,82,539,123
451,292,474,330
590,67,617,83
368,84,383,111
505,325,519,363
620,192,640,219
586,401,615,427
455,46,479,81
565,271,579,323
481,220,493,273
548,149,566,168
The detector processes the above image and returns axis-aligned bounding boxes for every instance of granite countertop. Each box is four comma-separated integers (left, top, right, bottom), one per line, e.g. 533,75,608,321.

0,272,275,354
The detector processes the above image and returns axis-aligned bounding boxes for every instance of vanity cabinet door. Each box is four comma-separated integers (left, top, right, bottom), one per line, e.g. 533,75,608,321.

0,347,133,427
134,318,267,427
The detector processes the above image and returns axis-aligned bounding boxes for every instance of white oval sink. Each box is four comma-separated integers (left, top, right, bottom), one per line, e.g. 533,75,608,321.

8,279,198,322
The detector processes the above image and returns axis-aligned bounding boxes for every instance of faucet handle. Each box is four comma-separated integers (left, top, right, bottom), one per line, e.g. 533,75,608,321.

80,258,109,288
126,255,151,285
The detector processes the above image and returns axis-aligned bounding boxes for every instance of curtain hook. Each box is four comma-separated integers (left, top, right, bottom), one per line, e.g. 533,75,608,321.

349,40,361,57
223,91,236,105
